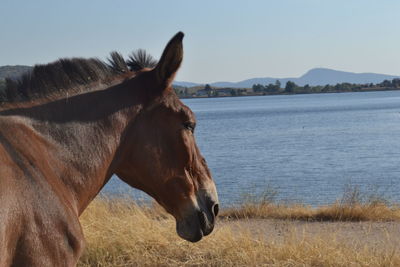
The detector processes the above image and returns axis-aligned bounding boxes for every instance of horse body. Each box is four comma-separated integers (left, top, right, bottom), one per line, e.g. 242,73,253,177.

0,32,219,266
0,77,148,266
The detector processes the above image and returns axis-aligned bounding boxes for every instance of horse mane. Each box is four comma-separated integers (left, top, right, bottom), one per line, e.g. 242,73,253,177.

2,49,157,104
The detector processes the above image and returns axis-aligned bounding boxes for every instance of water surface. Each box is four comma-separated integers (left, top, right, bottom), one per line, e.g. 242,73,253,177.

103,91,400,206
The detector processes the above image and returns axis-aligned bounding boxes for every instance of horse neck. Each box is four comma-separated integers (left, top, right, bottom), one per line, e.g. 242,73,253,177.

3,82,143,214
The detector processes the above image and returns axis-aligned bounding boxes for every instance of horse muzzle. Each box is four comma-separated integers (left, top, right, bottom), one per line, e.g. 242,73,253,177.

176,187,219,242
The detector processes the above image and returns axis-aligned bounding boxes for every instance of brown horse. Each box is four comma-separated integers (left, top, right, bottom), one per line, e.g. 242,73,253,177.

0,32,219,266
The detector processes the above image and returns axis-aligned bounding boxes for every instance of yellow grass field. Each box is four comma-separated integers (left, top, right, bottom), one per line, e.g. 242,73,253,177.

78,198,400,267
221,201,400,221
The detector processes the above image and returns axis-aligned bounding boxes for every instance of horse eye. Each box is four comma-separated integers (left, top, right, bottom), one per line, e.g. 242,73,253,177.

183,122,195,132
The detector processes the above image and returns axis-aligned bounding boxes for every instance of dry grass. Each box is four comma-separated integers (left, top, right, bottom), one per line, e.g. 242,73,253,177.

220,202,400,221
222,185,400,221
78,198,400,266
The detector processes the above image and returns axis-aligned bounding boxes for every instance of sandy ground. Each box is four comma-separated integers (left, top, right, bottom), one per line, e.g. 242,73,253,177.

218,219,400,251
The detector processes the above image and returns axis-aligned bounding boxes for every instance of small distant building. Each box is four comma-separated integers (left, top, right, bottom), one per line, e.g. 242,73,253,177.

195,89,209,97
215,88,233,96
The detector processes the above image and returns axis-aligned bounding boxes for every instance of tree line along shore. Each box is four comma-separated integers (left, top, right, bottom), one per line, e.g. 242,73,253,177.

174,78,400,98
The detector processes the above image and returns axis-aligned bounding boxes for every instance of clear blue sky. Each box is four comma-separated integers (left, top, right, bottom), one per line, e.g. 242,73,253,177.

1,0,399,83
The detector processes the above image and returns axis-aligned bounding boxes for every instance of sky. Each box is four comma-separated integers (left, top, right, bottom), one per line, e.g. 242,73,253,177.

1,0,400,83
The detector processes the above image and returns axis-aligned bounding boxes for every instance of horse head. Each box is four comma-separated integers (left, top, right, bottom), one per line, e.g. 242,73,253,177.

116,32,219,242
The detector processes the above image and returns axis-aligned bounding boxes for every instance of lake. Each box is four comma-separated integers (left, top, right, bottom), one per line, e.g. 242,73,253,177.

102,90,400,206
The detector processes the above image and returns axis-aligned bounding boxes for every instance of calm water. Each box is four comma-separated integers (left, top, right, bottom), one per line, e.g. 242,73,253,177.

102,91,400,206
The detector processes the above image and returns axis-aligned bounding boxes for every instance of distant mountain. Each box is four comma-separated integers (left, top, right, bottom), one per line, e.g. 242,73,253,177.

1,66,398,89
296,68,400,86
173,81,201,87
0,65,32,80
175,68,400,88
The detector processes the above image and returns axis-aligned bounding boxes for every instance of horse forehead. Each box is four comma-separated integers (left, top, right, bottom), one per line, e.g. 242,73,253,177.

161,96,195,120
180,104,195,119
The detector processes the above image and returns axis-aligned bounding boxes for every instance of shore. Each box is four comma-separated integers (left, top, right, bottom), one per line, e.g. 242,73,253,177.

78,198,400,266
224,219,400,252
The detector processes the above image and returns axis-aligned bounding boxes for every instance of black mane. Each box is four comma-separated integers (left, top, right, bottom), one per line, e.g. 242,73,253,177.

1,50,157,103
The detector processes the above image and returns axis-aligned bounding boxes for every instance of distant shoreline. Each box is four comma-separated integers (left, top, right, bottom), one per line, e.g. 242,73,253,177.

177,86,400,99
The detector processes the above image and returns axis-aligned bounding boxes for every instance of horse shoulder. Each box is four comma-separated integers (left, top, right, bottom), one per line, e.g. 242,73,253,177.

0,120,85,266
0,179,84,266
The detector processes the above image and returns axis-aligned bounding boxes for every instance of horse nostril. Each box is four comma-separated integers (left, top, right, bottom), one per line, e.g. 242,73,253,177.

212,203,219,217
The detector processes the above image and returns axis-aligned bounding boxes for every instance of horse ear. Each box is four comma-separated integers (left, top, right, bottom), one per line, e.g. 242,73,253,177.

154,32,184,87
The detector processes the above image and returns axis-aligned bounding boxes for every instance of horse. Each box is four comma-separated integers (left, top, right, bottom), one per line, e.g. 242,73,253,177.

0,32,219,266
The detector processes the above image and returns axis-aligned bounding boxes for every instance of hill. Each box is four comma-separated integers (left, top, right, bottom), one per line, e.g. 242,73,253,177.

1,65,399,90
0,65,32,80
